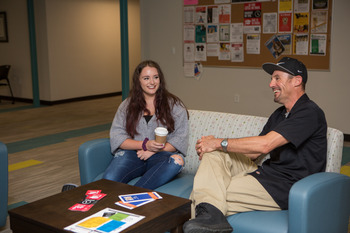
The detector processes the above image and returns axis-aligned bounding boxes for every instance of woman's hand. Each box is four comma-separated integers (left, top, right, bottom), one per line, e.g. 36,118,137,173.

145,140,165,152
137,150,155,160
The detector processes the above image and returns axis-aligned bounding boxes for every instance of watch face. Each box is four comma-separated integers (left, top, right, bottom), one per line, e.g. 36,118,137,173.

221,139,228,152
221,139,228,147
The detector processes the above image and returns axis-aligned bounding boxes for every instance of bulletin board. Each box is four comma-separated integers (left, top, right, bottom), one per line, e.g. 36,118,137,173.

183,0,332,70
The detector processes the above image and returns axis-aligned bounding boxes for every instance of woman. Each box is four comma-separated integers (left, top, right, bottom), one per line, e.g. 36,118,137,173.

103,60,189,190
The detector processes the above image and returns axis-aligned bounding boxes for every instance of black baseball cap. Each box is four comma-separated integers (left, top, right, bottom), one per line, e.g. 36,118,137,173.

262,57,308,83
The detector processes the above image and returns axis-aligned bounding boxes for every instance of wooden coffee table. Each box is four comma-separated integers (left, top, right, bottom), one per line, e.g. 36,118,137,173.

8,179,191,233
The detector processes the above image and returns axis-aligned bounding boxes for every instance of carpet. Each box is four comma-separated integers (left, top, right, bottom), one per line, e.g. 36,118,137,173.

6,123,111,154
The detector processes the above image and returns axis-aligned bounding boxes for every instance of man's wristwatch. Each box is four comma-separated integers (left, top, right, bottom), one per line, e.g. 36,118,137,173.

221,138,228,153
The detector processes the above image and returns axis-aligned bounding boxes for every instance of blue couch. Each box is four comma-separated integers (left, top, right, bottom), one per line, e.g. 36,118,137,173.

0,142,8,228
79,110,350,233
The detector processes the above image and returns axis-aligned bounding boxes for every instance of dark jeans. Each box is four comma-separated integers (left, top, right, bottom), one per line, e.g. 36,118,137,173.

103,149,184,189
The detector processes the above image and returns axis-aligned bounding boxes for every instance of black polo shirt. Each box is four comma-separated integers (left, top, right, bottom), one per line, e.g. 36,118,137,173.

250,94,327,210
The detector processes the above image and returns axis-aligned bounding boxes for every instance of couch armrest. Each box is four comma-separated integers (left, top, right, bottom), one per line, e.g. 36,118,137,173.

78,138,113,185
289,172,350,233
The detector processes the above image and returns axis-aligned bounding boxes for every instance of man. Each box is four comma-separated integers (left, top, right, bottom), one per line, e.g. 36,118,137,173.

183,57,327,233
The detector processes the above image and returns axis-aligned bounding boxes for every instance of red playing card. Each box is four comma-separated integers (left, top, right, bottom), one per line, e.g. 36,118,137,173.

85,190,102,195
68,203,94,212
86,193,107,200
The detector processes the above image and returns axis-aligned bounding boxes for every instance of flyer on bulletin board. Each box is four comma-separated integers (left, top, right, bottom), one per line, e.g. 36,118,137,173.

184,0,198,5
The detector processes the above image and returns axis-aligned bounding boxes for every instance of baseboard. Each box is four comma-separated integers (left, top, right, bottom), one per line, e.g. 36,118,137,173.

40,92,122,105
0,96,32,103
0,92,122,106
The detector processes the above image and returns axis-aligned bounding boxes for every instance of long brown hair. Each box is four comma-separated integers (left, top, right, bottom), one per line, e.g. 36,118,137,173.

126,60,188,138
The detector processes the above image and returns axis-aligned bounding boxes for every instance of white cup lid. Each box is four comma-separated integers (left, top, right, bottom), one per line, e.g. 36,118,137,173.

155,127,168,136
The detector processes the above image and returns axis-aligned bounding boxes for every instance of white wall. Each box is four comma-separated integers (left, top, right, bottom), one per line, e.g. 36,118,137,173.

44,0,122,100
0,0,32,98
0,0,140,101
140,0,350,135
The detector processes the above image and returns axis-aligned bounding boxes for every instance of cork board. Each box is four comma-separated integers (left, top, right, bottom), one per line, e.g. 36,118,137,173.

183,0,332,70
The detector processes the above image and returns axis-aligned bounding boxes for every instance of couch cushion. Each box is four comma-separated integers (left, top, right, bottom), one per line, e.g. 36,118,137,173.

185,110,268,175
227,210,288,233
184,110,344,176
325,127,344,172
155,173,194,199
125,173,194,199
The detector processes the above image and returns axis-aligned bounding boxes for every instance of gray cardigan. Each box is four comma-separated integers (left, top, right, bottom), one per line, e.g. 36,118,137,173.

110,98,189,155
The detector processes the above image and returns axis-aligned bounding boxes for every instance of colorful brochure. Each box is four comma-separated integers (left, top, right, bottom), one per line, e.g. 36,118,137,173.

118,192,162,203
116,191,162,210
64,208,145,233
115,199,155,210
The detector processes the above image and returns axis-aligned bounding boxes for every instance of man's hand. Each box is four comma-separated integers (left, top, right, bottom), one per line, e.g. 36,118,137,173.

195,135,220,160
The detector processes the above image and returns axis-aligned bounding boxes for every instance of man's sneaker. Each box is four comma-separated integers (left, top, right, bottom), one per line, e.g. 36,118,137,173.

61,183,78,192
183,202,233,233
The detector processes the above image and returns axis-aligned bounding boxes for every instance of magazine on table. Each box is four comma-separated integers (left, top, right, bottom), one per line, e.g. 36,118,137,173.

116,191,163,210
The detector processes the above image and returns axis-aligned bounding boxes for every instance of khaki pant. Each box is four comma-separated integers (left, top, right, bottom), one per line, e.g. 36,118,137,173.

190,151,280,217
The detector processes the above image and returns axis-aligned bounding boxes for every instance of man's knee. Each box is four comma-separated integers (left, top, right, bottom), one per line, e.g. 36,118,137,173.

171,154,184,166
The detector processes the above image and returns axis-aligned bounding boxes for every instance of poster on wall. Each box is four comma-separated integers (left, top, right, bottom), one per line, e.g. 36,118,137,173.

184,25,195,43
311,11,328,33
310,34,326,55
293,12,309,34
195,43,207,61
215,0,230,3
265,35,285,59
263,13,277,34
184,0,199,5
207,5,219,23
230,23,244,43
195,6,207,24
279,0,293,12
277,34,292,55
243,2,261,27
279,13,292,33
219,24,230,41
293,34,309,55
207,43,219,56
184,43,195,62
0,12,9,42
207,25,219,42
294,0,310,13
195,25,207,43
246,34,260,54
312,0,328,10
219,43,231,60
218,5,231,23
232,0,270,3
184,6,194,24
230,43,244,62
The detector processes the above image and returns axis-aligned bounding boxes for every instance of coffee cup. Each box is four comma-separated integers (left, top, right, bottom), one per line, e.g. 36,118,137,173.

155,127,168,144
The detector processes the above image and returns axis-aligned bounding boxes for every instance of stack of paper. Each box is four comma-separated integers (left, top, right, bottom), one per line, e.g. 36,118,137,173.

115,191,162,210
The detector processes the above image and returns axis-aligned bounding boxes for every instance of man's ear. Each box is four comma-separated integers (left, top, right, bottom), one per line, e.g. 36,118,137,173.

294,75,303,87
